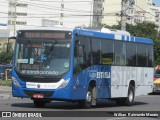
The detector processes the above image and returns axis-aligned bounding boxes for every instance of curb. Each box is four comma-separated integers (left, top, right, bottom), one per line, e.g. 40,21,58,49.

0,86,11,92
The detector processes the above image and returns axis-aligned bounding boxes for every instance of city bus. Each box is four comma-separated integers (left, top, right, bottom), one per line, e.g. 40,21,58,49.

10,27,154,108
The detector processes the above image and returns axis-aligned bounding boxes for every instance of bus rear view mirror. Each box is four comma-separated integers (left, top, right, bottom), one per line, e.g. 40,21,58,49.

75,40,80,45
7,37,16,53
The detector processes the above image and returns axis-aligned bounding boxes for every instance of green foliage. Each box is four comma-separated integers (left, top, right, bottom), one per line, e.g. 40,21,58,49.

0,42,13,64
0,80,12,87
102,22,160,66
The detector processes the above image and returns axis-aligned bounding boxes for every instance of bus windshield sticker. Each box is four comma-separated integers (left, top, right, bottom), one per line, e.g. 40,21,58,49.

66,44,70,48
18,59,28,64
30,58,34,64
64,62,69,68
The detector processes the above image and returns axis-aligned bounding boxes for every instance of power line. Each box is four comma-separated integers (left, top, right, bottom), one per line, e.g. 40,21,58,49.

30,0,91,3
134,4,156,18
8,0,92,13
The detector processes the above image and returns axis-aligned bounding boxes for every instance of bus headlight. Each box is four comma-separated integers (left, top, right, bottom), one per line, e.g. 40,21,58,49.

12,77,21,87
58,78,70,89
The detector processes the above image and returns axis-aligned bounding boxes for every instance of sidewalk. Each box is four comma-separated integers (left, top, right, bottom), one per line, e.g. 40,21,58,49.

0,86,12,99
0,86,11,92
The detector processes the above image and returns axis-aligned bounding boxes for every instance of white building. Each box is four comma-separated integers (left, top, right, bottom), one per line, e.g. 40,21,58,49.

150,5,160,31
0,1,8,30
103,0,158,26
0,0,104,36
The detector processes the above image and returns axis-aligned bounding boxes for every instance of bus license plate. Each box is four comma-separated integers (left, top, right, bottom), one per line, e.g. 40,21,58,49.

33,94,44,98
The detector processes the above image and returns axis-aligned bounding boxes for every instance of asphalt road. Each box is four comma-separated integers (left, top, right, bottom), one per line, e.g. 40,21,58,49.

0,86,160,120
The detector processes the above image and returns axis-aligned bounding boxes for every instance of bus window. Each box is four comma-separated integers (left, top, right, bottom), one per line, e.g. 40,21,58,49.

101,40,114,65
114,41,126,66
137,44,147,67
126,42,136,66
91,38,101,65
148,45,153,67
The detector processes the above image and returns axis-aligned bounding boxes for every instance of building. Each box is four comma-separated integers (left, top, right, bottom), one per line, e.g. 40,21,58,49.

103,0,121,26
150,5,160,31
0,1,8,30
0,0,104,36
103,0,158,26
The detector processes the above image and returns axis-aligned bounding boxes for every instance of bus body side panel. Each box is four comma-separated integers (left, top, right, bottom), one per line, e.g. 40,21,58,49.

111,66,153,98
72,65,112,100
135,67,153,96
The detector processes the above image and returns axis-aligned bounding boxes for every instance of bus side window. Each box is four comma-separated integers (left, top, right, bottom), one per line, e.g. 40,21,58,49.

74,45,84,65
115,41,126,66
74,44,85,75
101,40,114,65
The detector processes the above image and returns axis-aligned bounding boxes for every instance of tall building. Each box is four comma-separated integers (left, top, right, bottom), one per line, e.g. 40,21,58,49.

103,0,157,26
103,0,121,26
0,1,9,29
1,0,104,36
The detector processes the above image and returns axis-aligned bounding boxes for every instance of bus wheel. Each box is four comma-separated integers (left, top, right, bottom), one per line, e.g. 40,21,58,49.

125,84,135,106
33,100,46,108
78,87,93,108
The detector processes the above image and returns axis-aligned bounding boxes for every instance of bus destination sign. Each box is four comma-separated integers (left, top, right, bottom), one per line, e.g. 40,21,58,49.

24,32,65,39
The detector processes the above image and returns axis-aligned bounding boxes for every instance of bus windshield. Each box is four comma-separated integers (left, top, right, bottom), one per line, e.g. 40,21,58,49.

14,38,71,77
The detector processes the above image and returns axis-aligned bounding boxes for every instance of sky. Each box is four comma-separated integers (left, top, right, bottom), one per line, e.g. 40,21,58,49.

153,0,160,6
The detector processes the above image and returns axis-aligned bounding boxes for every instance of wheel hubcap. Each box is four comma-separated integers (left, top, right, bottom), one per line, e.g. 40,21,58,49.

129,91,133,102
86,91,92,103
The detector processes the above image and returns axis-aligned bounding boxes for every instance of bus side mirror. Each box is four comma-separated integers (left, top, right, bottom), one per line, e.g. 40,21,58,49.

75,40,80,45
7,37,16,53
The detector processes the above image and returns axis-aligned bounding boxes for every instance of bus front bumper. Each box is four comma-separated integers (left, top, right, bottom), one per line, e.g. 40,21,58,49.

12,85,73,100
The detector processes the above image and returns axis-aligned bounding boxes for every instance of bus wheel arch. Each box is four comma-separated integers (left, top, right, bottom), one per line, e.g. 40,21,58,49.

115,80,135,106
78,80,97,108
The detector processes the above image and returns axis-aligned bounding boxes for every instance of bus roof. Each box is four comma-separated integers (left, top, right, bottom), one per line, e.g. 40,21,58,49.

17,27,153,44
73,28,154,44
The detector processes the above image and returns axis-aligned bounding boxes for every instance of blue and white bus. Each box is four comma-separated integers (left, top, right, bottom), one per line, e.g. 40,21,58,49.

11,27,154,108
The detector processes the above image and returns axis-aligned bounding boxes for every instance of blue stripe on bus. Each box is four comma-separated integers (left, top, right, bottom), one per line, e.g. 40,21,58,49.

73,29,153,44
72,65,111,100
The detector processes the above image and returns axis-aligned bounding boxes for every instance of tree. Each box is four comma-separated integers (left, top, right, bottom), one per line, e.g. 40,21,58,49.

0,42,13,64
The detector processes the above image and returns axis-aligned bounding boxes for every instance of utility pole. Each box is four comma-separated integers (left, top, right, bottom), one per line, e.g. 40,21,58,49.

60,0,64,25
121,0,127,31
13,0,17,36
90,0,93,27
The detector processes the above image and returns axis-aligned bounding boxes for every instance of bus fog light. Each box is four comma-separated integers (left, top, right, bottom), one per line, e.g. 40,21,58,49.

58,78,70,89
12,77,21,87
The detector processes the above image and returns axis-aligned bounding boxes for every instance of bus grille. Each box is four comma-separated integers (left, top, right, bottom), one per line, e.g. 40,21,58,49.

19,76,60,83
23,90,54,98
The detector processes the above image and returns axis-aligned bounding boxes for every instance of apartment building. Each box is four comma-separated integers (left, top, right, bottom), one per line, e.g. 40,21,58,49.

103,0,157,26
0,0,104,36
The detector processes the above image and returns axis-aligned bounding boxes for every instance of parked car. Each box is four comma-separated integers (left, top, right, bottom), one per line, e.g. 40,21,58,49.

153,66,160,92
0,64,12,80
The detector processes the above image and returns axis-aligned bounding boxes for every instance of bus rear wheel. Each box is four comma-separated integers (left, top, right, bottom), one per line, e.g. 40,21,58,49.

33,100,46,108
125,84,135,106
115,84,135,106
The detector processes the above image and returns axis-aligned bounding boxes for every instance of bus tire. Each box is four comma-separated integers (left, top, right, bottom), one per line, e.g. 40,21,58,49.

78,86,95,108
125,84,135,106
33,100,46,108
